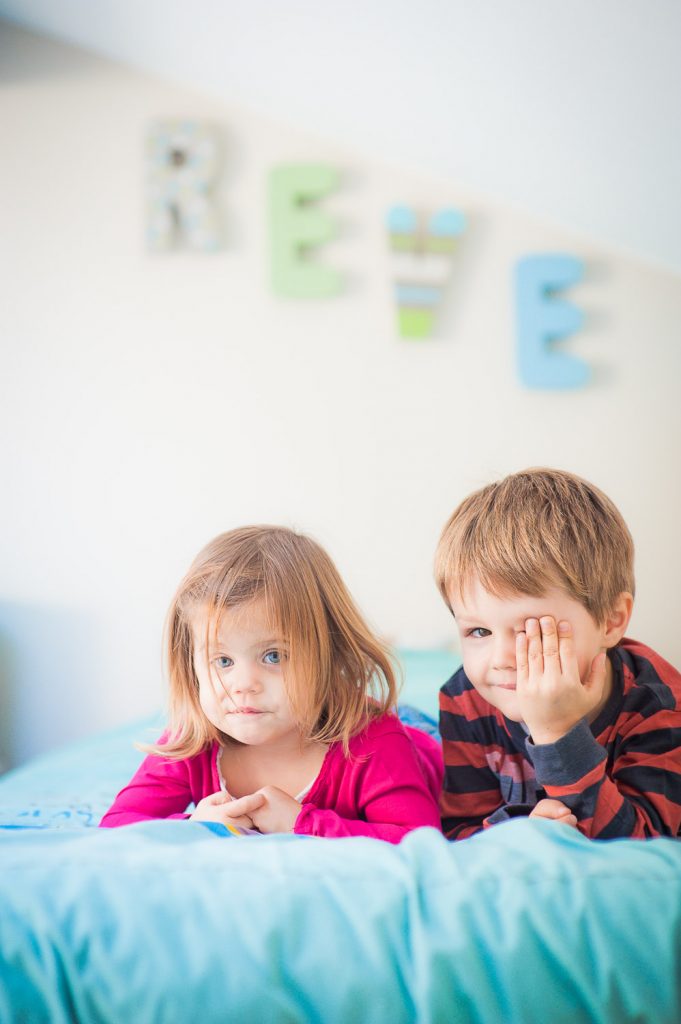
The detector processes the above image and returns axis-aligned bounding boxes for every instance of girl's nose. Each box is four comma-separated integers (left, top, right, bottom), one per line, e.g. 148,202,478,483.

230,666,261,695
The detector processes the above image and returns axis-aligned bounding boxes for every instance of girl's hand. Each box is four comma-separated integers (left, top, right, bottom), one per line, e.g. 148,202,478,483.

189,791,262,830
221,786,301,834
516,616,608,745
530,798,578,828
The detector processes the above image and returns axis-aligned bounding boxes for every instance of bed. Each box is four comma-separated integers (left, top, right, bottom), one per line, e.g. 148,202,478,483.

1,651,680,1024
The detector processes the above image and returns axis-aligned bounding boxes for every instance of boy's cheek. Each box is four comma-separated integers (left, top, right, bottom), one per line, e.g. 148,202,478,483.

572,647,592,683
461,658,482,689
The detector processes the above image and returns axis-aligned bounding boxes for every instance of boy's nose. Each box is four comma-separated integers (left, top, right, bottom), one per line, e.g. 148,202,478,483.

492,637,516,671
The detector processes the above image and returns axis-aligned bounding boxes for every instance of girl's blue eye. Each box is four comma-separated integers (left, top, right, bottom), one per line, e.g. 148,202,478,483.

215,656,233,669
263,650,282,665
469,628,491,639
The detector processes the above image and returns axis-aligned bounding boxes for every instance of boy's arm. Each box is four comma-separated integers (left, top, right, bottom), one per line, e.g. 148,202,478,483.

518,622,681,838
440,680,515,839
528,711,681,839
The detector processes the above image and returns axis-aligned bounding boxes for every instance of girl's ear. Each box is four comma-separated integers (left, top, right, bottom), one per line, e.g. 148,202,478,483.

603,592,634,647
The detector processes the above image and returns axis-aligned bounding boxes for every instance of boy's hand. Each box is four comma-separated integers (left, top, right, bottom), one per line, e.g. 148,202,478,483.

530,798,578,828
516,616,608,745
220,786,301,834
189,791,263,830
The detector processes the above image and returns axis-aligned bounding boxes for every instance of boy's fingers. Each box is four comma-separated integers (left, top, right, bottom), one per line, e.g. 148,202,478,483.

221,792,267,817
557,620,576,674
205,792,230,805
539,616,559,661
584,650,608,694
542,799,570,819
525,618,543,675
516,631,529,683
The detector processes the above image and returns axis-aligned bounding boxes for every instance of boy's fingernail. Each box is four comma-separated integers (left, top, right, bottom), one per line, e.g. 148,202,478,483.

558,621,570,633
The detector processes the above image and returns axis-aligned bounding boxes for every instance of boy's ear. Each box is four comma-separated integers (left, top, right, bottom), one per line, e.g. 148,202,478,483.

603,592,634,646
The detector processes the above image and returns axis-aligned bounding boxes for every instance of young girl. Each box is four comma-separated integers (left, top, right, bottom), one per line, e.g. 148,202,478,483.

100,526,443,842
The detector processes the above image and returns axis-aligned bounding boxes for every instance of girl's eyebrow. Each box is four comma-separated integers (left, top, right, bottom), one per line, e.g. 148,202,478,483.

203,635,288,653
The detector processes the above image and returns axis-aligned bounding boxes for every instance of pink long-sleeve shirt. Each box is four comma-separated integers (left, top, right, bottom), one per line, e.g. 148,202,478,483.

100,714,444,843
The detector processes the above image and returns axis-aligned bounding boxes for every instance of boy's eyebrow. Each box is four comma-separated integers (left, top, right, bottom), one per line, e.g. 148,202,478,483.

454,610,553,629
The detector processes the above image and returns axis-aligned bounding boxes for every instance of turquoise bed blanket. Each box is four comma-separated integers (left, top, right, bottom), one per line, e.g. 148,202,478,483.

1,817,681,1023
1,711,680,1023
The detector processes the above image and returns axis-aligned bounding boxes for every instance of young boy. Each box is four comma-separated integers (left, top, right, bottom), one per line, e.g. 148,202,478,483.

435,467,681,840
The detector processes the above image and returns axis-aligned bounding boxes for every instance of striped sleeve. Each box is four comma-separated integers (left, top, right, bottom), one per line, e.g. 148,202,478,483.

439,672,509,839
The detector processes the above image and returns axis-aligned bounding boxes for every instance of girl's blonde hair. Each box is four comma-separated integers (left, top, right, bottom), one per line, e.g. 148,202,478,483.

149,525,397,759
435,468,635,624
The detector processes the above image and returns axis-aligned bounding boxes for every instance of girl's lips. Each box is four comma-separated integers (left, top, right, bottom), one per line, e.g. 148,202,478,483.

230,707,264,714
493,683,517,691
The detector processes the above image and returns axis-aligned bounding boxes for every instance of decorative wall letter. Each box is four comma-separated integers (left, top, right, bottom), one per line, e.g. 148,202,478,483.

387,206,466,338
146,120,221,251
269,165,341,297
515,254,587,388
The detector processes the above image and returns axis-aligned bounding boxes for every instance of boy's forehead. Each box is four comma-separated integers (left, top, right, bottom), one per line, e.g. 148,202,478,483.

449,574,521,606
450,578,566,618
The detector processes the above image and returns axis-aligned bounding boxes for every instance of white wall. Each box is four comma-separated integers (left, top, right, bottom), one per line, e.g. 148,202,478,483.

1,0,680,272
1,23,680,768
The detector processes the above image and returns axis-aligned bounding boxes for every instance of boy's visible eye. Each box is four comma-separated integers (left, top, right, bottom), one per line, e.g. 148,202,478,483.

467,628,491,639
263,649,284,665
213,655,233,670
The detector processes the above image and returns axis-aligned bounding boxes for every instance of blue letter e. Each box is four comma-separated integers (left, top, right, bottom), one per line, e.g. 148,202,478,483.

515,254,587,389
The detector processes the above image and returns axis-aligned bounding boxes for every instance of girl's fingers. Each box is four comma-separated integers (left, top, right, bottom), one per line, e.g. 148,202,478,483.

525,617,543,676
204,792,230,805
221,792,267,817
221,814,256,830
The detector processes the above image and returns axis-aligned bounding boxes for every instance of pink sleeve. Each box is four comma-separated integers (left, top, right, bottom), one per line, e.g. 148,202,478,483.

293,727,443,844
99,736,195,827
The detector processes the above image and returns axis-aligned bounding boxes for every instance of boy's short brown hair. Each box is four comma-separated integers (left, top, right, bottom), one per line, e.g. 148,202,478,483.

434,468,635,624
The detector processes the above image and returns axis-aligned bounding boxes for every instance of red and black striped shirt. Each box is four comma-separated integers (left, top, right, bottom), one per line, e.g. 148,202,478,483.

439,638,681,840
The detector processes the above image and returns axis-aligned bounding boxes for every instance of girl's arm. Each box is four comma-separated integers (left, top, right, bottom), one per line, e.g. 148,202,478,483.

218,725,442,842
99,740,197,827
294,726,443,843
